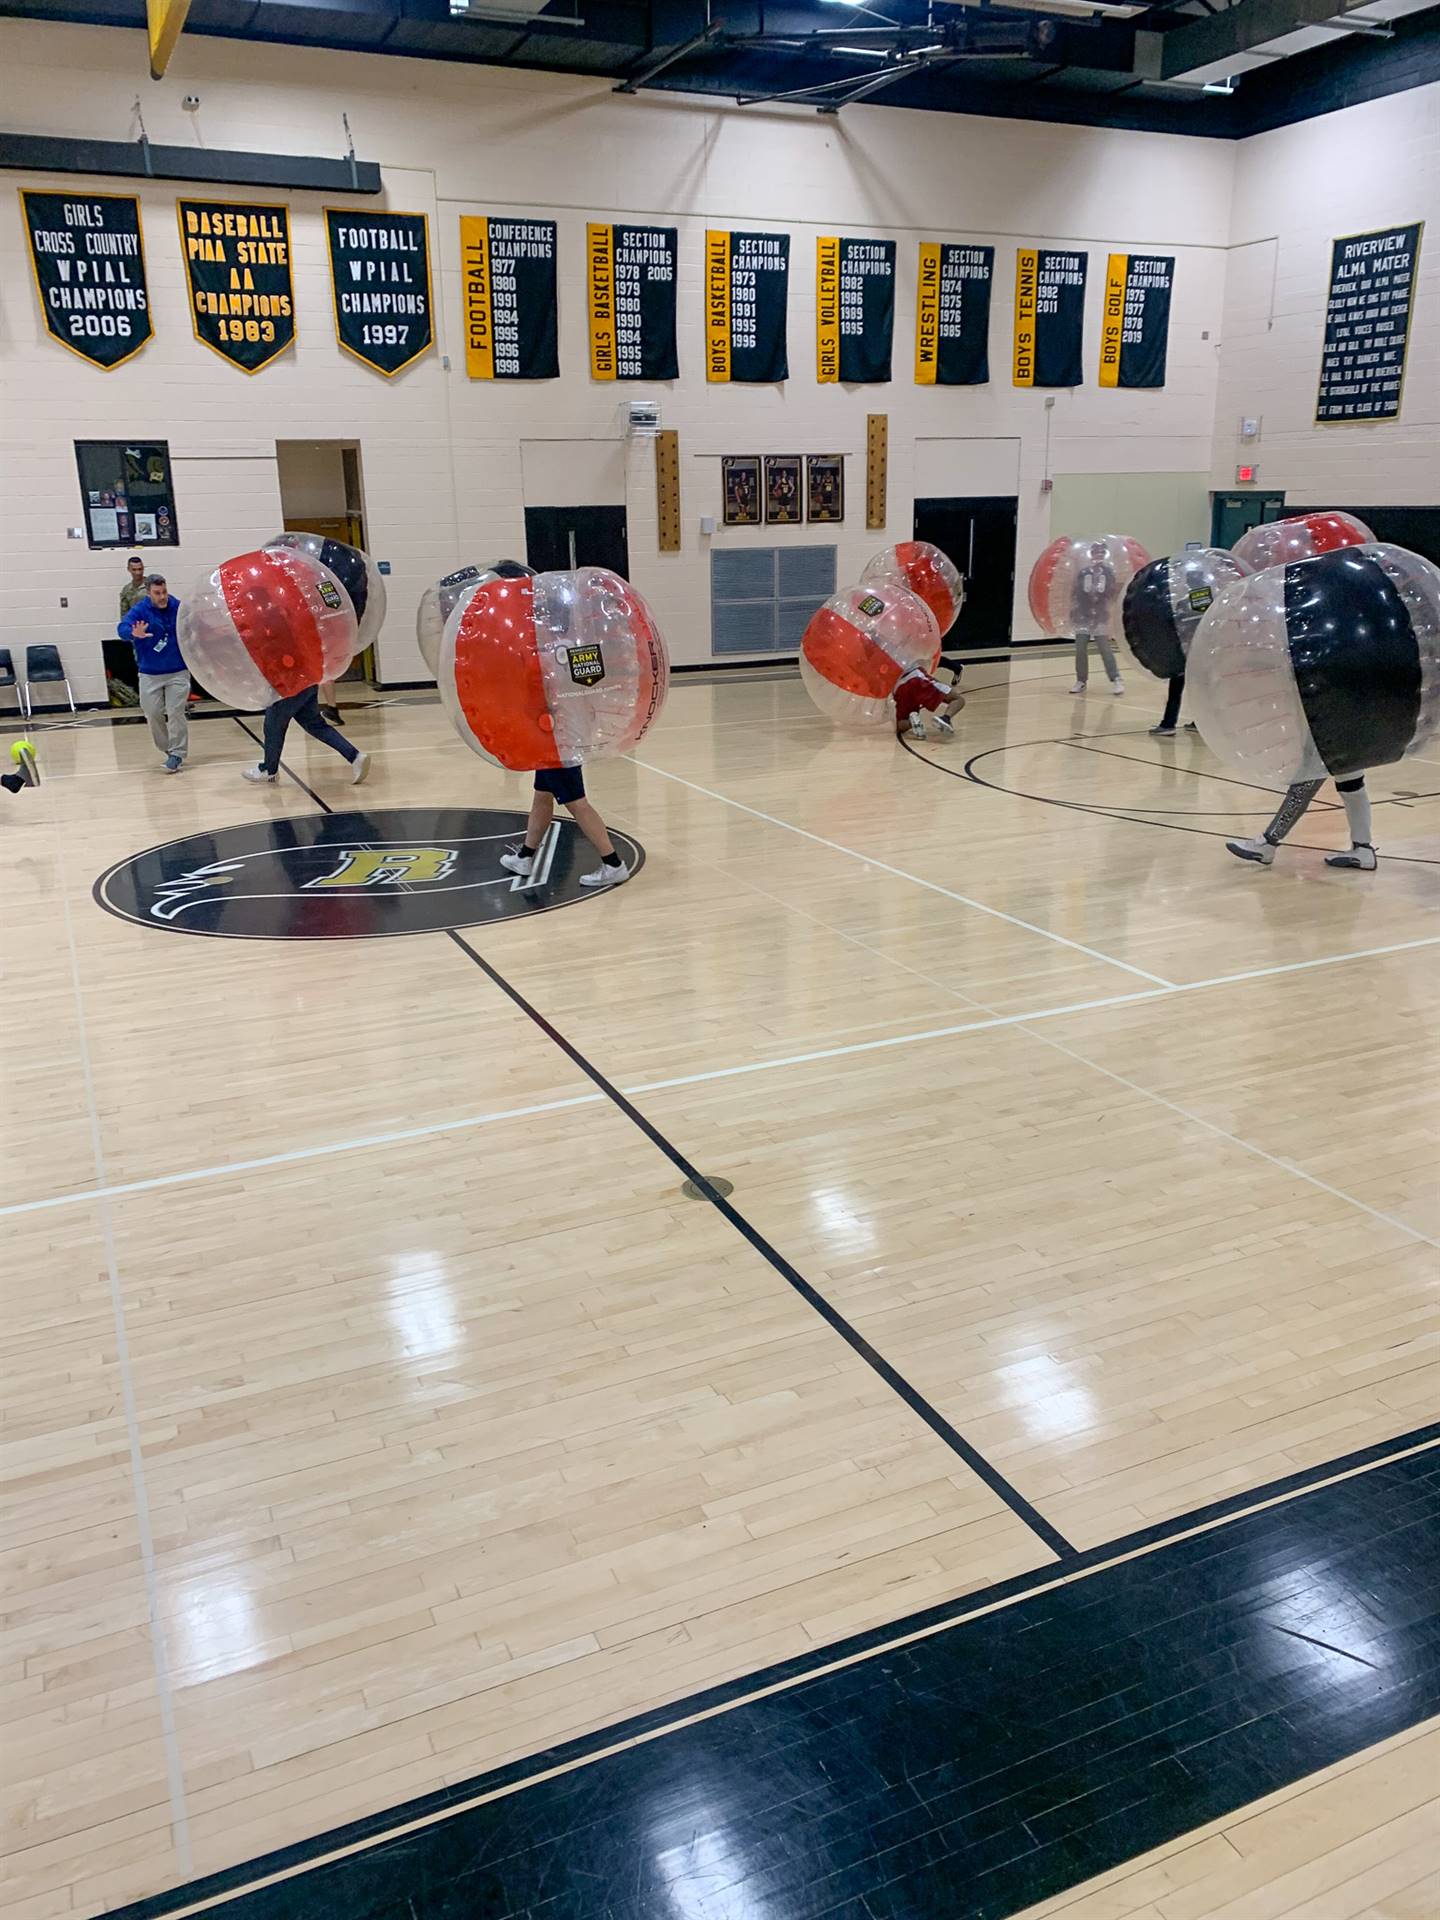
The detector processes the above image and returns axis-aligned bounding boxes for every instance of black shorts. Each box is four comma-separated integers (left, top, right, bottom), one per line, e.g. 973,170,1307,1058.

534,765,586,805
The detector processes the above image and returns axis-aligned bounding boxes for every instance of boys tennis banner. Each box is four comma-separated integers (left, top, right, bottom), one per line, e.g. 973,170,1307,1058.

178,198,294,372
816,236,894,384
1013,247,1086,388
915,242,993,386
460,216,558,380
20,190,152,369
1098,253,1173,389
325,209,432,377
706,230,789,383
587,224,677,381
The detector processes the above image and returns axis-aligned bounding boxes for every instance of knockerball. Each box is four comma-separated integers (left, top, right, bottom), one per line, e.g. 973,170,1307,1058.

1231,511,1373,575
1122,548,1249,681
861,541,964,638
417,562,536,676
439,567,668,771
799,583,940,730
1029,535,1151,642
180,547,359,710
268,531,387,653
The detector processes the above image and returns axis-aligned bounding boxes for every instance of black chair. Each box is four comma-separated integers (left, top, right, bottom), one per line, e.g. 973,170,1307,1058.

0,648,17,717
24,644,75,716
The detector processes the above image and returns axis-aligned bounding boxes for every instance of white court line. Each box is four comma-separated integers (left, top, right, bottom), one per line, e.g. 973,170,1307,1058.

630,756,1176,989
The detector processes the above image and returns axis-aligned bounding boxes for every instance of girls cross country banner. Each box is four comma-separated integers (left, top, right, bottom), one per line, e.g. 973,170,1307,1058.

178,198,294,372
21,191,152,370
706,230,789,383
587,224,678,381
1098,253,1173,389
915,242,993,386
325,209,432,377
816,236,895,384
1013,247,1087,388
459,216,558,380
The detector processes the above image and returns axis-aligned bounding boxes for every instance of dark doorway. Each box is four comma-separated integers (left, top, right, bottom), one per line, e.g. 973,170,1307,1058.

1211,490,1286,549
524,506,629,577
913,496,1018,650
1332,505,1440,566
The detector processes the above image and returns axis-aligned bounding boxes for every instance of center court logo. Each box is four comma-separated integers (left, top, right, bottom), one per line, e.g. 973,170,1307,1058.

94,806,645,940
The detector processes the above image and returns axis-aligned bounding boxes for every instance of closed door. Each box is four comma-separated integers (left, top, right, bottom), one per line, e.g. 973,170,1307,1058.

913,496,1018,650
524,506,629,577
1211,491,1286,549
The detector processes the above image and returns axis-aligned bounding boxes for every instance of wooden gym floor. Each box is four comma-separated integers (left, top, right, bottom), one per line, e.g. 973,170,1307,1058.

2,662,1437,1919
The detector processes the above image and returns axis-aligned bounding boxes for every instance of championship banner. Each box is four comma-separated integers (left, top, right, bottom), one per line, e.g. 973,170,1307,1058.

178,198,294,373
706,229,789,383
1098,253,1173,389
586,224,677,382
816,236,894,384
20,191,152,370
1317,222,1424,423
459,216,558,380
325,209,432,377
1013,246,1086,388
915,242,992,386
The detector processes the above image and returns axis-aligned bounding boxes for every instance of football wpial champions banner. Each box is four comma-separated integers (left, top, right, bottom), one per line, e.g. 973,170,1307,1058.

460,216,558,380
1098,253,1174,389
915,242,993,386
816,236,895,384
706,230,789,383
1013,247,1087,388
324,209,432,377
21,191,152,369
1316,222,1424,423
178,198,294,372
586,224,677,381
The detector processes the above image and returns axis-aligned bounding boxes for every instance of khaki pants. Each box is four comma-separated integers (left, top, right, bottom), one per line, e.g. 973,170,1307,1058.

138,670,190,760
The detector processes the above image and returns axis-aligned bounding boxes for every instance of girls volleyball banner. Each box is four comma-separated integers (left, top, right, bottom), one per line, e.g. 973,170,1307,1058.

325,209,432,377
816,236,895,384
21,190,152,370
1098,253,1174,389
1013,246,1087,388
586,223,678,381
915,242,993,386
706,229,789,383
459,216,558,380
177,198,294,373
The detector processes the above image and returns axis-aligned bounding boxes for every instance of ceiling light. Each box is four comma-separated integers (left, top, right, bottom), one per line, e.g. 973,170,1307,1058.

1203,74,1239,91
833,42,890,54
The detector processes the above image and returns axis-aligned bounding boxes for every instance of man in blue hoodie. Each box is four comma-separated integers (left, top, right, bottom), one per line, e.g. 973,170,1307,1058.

117,574,189,772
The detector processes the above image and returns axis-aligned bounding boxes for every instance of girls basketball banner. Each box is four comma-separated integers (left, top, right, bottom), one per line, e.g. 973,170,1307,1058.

816,236,894,384
177,198,294,373
325,209,433,377
1013,246,1086,388
459,216,558,380
586,224,677,381
20,190,152,370
706,230,789,383
915,242,993,386
1098,253,1173,389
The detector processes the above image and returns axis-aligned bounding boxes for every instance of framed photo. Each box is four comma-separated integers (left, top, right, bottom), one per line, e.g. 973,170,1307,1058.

764,454,802,526
806,454,844,524
722,455,761,527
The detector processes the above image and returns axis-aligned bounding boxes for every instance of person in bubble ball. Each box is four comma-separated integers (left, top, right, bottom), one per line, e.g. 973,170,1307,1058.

1226,775,1376,872
892,656,967,741
1070,543,1125,697
500,767,630,890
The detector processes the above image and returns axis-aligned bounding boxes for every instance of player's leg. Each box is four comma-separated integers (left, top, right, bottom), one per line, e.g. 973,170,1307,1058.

1093,634,1124,693
569,798,629,887
244,688,304,782
1152,674,1184,736
1326,775,1376,870
1071,634,1089,694
137,674,169,758
500,786,557,875
163,671,189,769
292,686,369,783
1226,777,1324,866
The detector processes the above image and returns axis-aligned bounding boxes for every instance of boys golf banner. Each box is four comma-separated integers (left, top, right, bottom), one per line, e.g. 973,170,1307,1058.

586,224,678,381
325,209,433,377
460,216,559,380
816,236,895,384
1013,247,1087,388
706,230,789,383
915,242,993,386
1098,253,1174,389
21,190,153,370
178,198,294,372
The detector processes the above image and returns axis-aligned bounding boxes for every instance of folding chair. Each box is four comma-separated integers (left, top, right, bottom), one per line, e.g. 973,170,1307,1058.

0,648,20,718
24,644,75,715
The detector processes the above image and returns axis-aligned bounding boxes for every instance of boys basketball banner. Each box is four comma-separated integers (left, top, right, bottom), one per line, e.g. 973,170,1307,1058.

816,236,895,384
1013,247,1086,388
178,198,294,372
1098,253,1173,389
586,224,677,381
915,242,993,386
706,230,789,383
21,191,152,370
325,209,433,377
460,216,558,380
1316,222,1423,423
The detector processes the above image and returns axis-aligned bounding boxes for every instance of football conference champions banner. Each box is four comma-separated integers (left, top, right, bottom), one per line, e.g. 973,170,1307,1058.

706,230,789,383
1098,253,1173,389
1013,247,1087,388
325,210,432,377
460,216,558,380
587,224,678,381
915,242,993,386
816,236,894,383
178,199,294,372
1317,222,1424,423
21,191,152,369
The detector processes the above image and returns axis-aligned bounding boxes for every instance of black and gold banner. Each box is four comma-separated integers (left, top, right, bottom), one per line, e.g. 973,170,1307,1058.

915,242,992,386
706,229,788,384
325,209,432,377
1317,222,1424,423
816,236,894,384
459,215,558,381
178,198,294,373
1098,252,1173,389
587,223,677,382
1013,246,1086,389
21,191,152,370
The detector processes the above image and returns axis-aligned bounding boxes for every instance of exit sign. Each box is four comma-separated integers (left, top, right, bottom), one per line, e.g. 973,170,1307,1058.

1236,463,1258,484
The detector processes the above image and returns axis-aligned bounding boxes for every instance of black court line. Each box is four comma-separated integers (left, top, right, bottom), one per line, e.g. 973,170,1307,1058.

1063,738,1440,814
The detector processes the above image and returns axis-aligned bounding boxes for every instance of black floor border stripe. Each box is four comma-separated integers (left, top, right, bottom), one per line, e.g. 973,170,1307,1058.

103,1418,1440,1920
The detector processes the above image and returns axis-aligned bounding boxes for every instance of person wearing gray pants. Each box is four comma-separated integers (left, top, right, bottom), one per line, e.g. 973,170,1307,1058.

117,574,190,772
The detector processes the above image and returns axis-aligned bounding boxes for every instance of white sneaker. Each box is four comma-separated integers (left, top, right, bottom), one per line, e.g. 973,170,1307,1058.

1110,677,1126,696
1069,682,1087,696
579,862,629,888
1226,835,1275,866
242,764,276,784
907,713,927,739
350,750,371,786
499,848,534,876
1325,844,1378,871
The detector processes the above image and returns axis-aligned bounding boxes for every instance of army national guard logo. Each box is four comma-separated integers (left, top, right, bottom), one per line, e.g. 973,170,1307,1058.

95,808,645,941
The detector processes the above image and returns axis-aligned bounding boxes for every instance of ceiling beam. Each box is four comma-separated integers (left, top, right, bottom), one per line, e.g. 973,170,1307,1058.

1159,0,1355,76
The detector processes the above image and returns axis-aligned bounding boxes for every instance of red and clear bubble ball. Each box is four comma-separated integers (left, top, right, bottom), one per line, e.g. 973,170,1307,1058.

1029,534,1152,641
180,546,358,710
800,583,940,730
861,541,964,638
